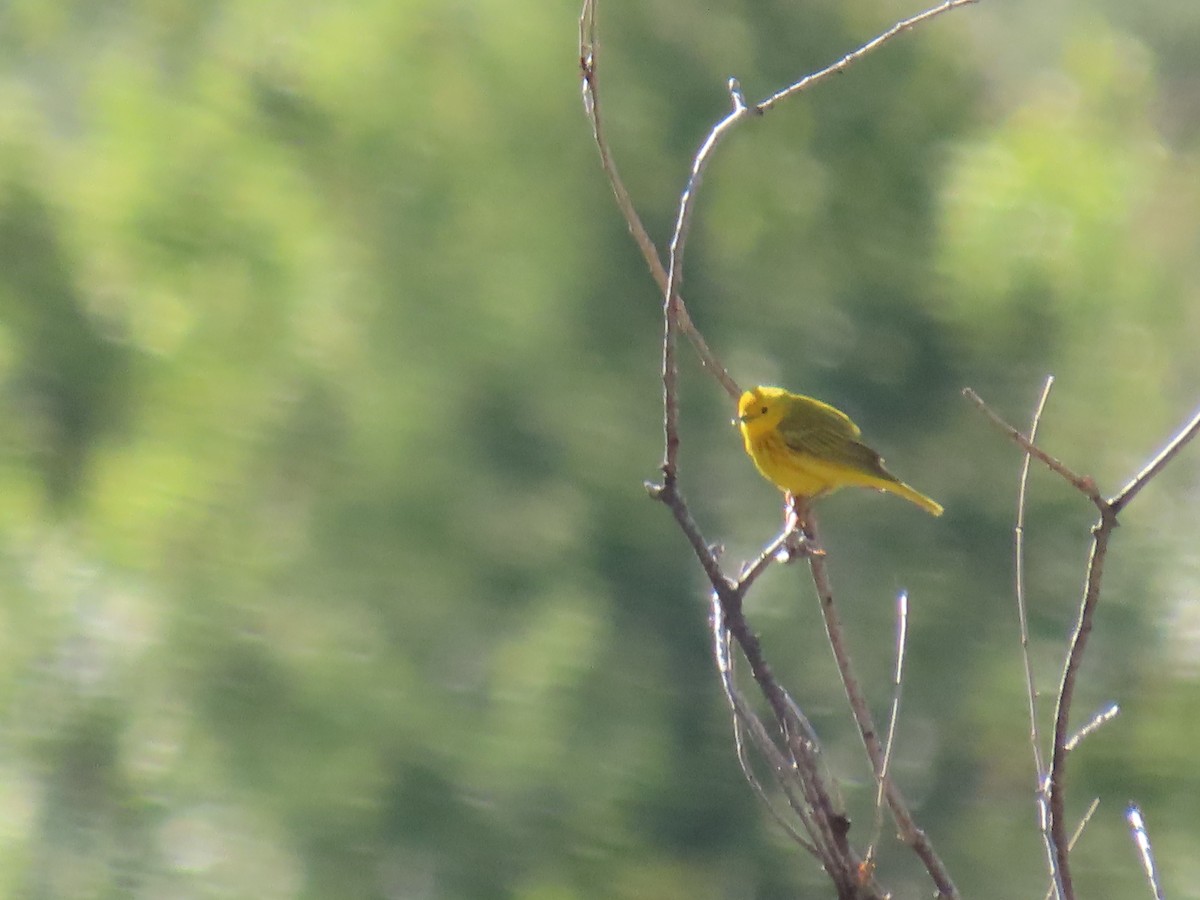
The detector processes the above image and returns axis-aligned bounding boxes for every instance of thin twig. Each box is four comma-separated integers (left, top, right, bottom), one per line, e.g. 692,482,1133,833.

712,594,823,857
782,692,827,755
658,77,751,463
1017,377,1053,771
1042,798,1103,900
1063,703,1119,753
584,0,983,892
805,514,960,900
1113,406,1200,513
1016,377,1061,898
963,388,1102,506
1068,797,1101,851
656,478,858,882
1036,801,1099,900
868,590,910,862
758,0,980,112
578,0,740,400
730,695,828,857
737,529,793,592
581,0,980,405
1047,503,1116,900
660,245,682,479
1126,804,1166,900
665,79,752,316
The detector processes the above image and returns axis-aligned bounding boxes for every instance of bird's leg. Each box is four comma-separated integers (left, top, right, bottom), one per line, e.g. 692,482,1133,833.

777,494,814,560
778,494,825,561
784,492,803,531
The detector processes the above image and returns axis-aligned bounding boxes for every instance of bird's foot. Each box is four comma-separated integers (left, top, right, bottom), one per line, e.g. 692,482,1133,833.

778,494,823,562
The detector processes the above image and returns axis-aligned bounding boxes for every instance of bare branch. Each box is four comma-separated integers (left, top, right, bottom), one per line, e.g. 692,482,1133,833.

711,595,823,857
868,590,910,862
655,474,862,879
976,386,1200,899
645,479,730,594
578,0,741,401
737,529,794,592
1113,406,1200,513
584,1,986,894
1126,804,1166,900
662,80,752,358
1063,703,1119,754
805,515,961,900
582,0,981,408
963,387,1103,506
658,79,753,465
1068,797,1101,852
1047,501,1118,900
1015,377,1060,897
1041,799,1103,900
758,0,981,112
970,379,1198,899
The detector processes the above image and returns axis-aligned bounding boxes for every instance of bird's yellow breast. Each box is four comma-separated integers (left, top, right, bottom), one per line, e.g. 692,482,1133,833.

743,430,847,498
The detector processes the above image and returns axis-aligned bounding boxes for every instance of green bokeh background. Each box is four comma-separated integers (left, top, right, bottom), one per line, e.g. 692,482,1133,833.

2,0,1199,897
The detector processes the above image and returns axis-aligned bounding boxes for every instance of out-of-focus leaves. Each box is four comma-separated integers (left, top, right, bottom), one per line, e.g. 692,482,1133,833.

0,1,1198,898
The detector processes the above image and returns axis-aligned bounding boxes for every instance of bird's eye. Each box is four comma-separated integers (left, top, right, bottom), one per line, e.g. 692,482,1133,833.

760,406,768,415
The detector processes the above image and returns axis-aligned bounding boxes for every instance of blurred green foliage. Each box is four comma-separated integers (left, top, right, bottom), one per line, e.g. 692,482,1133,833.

1,0,1199,897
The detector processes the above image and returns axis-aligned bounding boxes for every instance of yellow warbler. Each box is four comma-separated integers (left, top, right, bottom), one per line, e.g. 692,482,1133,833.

737,386,943,516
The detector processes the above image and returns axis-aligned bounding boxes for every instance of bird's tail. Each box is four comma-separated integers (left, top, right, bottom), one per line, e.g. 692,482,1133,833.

885,480,944,517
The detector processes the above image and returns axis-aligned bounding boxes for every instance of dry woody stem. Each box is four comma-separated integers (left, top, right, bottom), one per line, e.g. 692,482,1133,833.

967,387,1200,900
1015,377,1060,893
581,0,1200,892
582,0,980,895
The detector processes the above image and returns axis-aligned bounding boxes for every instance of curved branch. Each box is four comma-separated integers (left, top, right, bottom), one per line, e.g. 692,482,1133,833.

805,516,960,900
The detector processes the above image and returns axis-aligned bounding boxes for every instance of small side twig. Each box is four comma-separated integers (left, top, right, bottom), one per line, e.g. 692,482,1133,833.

578,0,740,401
737,529,795,592
1015,377,1060,897
655,475,865,890
1112,407,1200,513
1041,798,1103,900
1063,703,1119,754
758,0,980,112
866,590,910,865
1126,804,1166,900
962,387,1102,506
582,0,980,408
969,388,1200,900
805,515,960,900
1067,797,1101,852
711,593,823,857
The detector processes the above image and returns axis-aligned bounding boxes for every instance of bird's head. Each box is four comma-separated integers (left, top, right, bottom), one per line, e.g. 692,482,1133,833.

736,386,788,436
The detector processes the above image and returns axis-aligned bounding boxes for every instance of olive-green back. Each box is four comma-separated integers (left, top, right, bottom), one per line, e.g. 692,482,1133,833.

777,397,897,482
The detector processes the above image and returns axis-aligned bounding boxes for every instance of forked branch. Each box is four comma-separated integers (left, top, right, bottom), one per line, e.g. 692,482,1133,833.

968,387,1200,899
583,1,980,895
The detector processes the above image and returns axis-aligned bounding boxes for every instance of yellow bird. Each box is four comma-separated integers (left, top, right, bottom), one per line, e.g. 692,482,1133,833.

737,386,943,516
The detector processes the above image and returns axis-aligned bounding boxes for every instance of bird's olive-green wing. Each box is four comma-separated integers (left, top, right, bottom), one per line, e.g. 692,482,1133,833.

777,398,896,481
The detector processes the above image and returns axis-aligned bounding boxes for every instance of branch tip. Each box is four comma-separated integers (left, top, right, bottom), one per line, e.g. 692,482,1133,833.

727,77,749,112
964,386,1103,506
